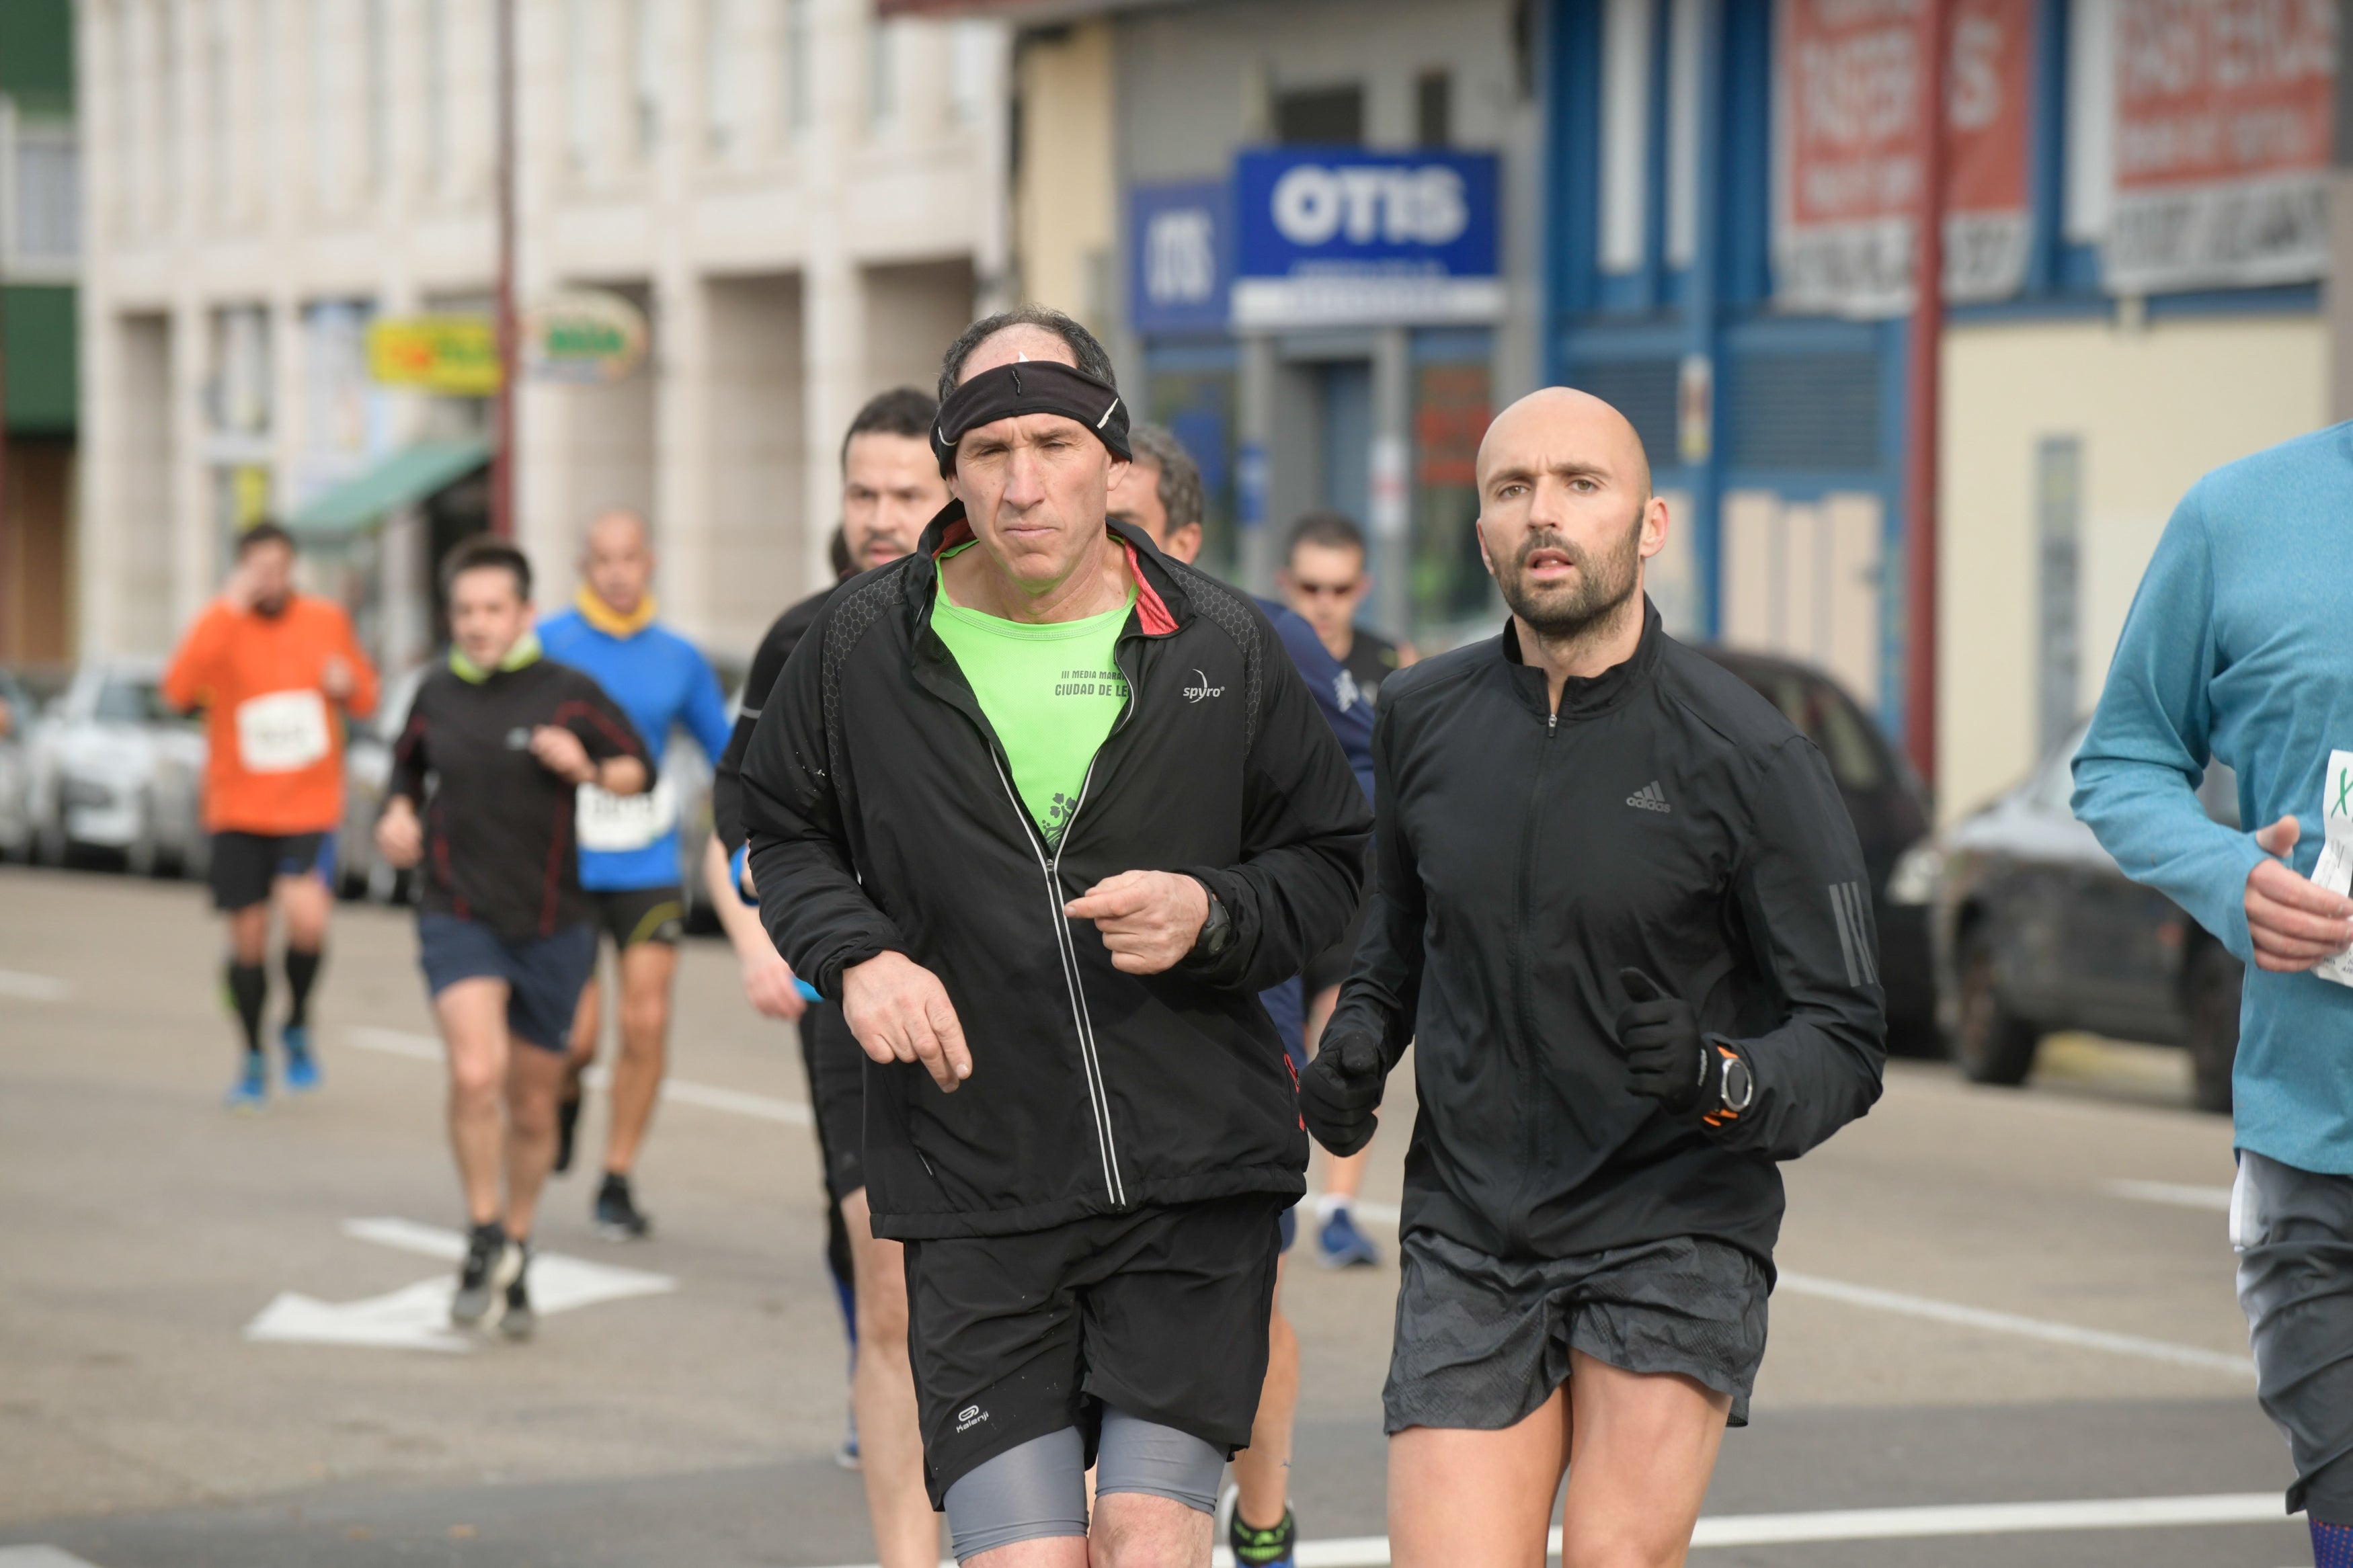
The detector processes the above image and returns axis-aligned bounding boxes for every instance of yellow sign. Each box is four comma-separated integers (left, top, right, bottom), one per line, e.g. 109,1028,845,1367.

366,317,502,396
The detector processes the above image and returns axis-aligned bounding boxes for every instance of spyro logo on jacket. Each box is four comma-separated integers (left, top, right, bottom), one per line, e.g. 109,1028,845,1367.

1185,669,1226,703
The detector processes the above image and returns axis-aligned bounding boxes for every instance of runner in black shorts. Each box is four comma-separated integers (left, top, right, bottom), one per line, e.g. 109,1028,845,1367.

375,537,649,1338
1298,388,1884,1567
742,310,1369,1567
1276,508,1415,1270
706,387,945,1563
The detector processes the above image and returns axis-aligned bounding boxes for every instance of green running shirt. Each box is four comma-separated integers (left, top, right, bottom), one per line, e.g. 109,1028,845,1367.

931,575,1134,848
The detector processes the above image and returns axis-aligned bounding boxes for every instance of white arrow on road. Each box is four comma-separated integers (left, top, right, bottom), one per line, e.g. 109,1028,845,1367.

243,1217,676,1353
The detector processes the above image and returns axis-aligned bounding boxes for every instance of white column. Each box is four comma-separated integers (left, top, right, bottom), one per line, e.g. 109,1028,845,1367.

800,251,864,594
655,268,715,638
168,300,213,641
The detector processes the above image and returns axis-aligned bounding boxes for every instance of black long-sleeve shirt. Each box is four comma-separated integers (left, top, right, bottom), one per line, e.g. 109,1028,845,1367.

1328,602,1885,1273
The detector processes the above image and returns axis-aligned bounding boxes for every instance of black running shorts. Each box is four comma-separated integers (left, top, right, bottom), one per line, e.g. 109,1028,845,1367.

208,829,333,912
1384,1229,1769,1434
586,884,685,948
902,1194,1286,1507
799,999,867,1203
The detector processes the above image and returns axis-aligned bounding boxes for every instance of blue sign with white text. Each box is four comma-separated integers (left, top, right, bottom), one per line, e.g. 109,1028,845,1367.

1129,181,1231,336
1232,148,1503,329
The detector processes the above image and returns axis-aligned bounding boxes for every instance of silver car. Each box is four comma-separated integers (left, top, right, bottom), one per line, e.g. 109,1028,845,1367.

27,661,210,876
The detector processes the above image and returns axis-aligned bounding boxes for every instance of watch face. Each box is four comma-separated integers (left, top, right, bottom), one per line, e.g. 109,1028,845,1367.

1724,1058,1754,1112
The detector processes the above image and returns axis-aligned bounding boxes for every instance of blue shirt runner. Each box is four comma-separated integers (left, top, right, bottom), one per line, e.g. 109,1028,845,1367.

541,595,735,895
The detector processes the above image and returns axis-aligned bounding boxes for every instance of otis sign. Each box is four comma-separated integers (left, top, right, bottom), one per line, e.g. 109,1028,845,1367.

1233,149,1502,329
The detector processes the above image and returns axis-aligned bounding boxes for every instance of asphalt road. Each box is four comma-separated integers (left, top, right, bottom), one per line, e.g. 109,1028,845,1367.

0,865,2311,1567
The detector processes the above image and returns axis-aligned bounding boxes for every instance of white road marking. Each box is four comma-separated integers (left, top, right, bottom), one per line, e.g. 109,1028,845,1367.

244,1219,675,1353
2104,1178,2233,1212
0,1549,105,1567
813,1491,2297,1568
1775,1271,2254,1376
344,1026,811,1126
0,970,71,1002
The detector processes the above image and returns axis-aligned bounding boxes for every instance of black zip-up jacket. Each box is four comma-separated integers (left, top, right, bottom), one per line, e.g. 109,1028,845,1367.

711,584,832,856
1328,602,1885,1274
740,513,1373,1239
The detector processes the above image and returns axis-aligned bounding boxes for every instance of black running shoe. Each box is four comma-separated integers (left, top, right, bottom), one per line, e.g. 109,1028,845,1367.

1222,1485,1298,1568
554,1094,583,1175
500,1245,536,1340
594,1172,651,1240
450,1222,519,1327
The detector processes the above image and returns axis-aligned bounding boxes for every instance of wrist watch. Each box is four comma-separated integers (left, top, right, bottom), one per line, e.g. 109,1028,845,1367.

1707,1045,1755,1125
1192,888,1234,960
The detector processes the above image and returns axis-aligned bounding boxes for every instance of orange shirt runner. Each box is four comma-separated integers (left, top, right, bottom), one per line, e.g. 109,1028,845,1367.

163,595,381,835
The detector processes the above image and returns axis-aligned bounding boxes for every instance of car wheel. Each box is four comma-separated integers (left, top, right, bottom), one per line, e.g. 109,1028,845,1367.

2182,942,2241,1116
1951,927,2040,1086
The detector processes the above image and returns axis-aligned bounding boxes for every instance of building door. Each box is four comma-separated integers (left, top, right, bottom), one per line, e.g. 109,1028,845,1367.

1720,489,1883,708
1316,360,1373,531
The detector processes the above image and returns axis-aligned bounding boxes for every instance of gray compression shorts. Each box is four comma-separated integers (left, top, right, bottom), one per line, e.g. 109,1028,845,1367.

2233,1151,2353,1521
942,1407,1226,1563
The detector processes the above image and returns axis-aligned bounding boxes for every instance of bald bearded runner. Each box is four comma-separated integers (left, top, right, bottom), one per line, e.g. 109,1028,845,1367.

1298,388,1885,1568
742,308,1369,1568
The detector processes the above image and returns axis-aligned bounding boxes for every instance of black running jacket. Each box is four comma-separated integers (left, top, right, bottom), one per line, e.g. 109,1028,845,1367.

739,513,1373,1240
1328,602,1886,1273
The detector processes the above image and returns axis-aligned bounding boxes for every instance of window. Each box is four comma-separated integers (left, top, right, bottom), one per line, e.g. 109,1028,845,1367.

311,0,338,201
205,0,232,206
707,0,739,151
1597,0,1652,274
2064,0,2115,243
1664,0,1701,266
427,0,450,177
7,122,80,267
633,0,662,154
785,0,812,134
1274,84,1362,145
1414,69,1451,147
160,0,183,218
951,19,993,125
366,0,389,190
565,0,592,168
869,17,898,129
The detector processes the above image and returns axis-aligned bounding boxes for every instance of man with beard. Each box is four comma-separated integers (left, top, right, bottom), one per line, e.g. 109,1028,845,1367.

1296,387,1885,1567
705,385,948,1566
165,522,380,1108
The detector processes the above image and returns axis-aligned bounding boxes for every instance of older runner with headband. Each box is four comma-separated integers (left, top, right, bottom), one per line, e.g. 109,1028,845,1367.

741,306,1369,1568
164,522,380,1110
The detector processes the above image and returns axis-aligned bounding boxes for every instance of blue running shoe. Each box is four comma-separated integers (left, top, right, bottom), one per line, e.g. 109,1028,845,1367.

281,1024,321,1092
225,1054,268,1112
1316,1206,1380,1269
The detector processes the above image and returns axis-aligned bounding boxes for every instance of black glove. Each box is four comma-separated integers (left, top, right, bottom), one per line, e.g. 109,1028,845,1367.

1298,1028,1386,1157
1610,967,1709,1114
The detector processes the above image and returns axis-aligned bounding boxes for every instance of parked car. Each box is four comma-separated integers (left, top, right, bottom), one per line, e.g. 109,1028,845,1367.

1696,647,1938,1052
26,660,210,876
1921,719,2241,1113
0,667,42,860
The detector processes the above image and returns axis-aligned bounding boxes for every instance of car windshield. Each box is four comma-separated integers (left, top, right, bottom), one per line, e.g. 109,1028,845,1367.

1751,671,1886,792
95,678,173,725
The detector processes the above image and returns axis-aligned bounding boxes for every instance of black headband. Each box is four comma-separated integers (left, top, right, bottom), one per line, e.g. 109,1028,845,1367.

931,360,1131,477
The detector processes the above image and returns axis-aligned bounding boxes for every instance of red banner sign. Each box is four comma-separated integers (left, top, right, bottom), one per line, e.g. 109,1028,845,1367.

2108,0,2337,291
1776,0,2036,315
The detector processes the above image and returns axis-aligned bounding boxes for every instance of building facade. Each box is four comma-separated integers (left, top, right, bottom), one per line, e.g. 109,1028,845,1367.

76,0,1008,673
2,0,81,665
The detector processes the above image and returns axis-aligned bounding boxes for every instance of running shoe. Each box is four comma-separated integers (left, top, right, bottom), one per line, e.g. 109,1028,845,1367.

1220,1485,1298,1568
223,1053,268,1112
450,1223,520,1327
500,1246,536,1341
554,1094,582,1175
280,1024,321,1093
835,1401,861,1471
1316,1206,1381,1268
594,1172,652,1240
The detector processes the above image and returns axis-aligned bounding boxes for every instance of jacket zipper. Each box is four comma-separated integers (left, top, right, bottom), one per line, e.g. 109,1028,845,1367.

1509,707,1558,1246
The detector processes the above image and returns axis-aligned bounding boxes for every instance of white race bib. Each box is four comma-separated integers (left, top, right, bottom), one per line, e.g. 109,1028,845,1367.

235,690,331,774
2309,749,2353,989
575,775,678,854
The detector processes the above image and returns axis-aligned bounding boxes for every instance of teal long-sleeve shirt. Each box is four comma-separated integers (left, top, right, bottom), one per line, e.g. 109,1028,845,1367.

2071,423,2353,1176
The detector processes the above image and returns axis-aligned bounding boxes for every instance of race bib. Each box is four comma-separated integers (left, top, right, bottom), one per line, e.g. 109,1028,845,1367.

235,690,331,774
2310,749,2353,989
575,775,678,853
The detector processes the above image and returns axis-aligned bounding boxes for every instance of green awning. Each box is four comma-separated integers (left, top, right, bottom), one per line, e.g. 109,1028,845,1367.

288,439,491,533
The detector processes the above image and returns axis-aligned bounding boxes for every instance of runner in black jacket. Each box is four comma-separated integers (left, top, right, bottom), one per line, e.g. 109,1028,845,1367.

740,308,1369,1565
701,384,946,1568
1299,387,1884,1568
